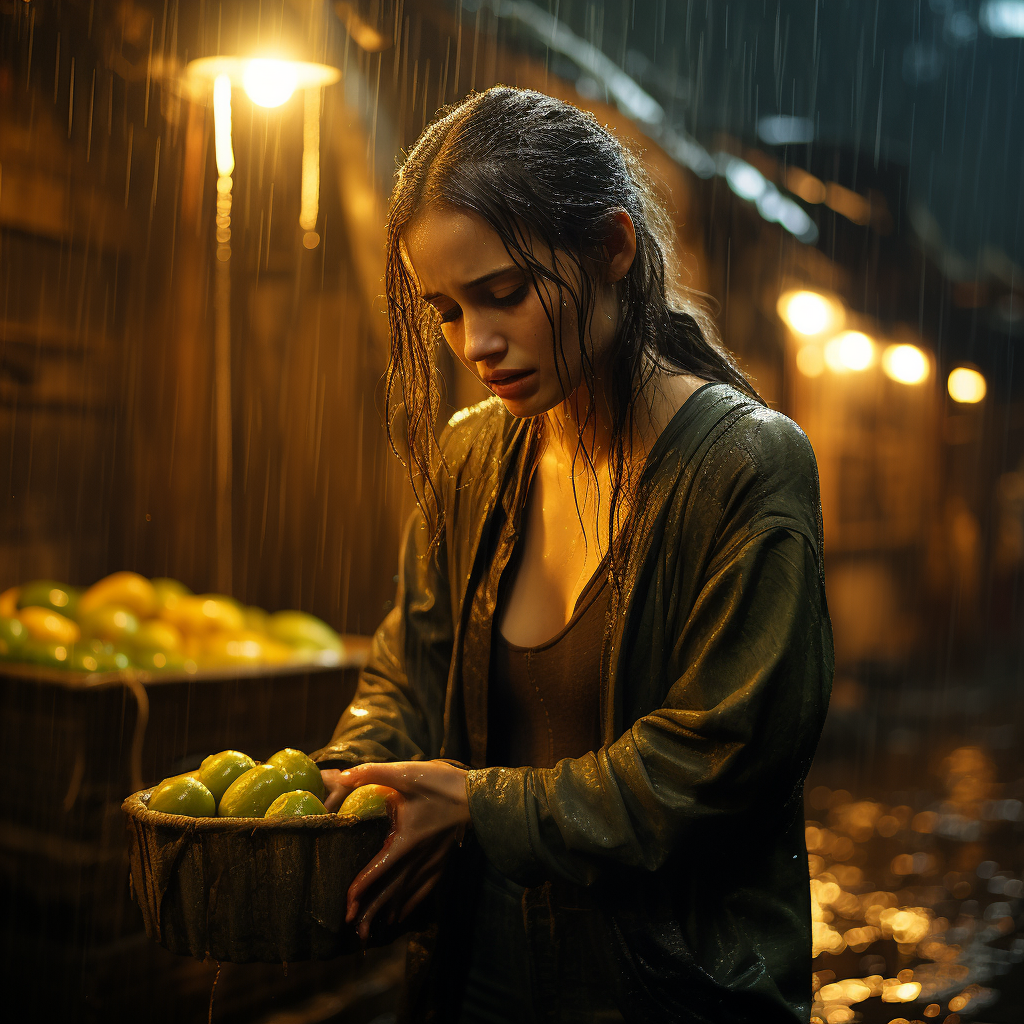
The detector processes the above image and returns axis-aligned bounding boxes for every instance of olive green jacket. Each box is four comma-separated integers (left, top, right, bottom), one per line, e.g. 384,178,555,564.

313,383,834,1023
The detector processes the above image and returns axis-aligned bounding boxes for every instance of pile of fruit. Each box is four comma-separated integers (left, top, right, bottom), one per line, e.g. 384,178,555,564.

149,747,393,821
0,571,344,673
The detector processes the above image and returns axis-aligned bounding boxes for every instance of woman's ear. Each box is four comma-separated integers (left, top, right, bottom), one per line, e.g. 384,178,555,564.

603,211,637,283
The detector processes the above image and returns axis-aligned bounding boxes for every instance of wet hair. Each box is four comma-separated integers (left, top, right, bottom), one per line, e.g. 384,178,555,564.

384,85,760,561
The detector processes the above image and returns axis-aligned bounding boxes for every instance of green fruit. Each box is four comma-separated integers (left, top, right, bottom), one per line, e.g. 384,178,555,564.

264,790,329,818
266,611,342,653
78,604,139,643
266,748,326,800
218,765,289,818
17,580,81,618
0,616,27,657
149,776,216,817
198,750,257,803
339,784,395,820
133,648,186,672
17,638,73,668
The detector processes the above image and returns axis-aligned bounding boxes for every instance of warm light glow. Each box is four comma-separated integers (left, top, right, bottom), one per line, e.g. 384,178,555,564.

778,290,844,336
300,87,321,231
882,343,929,384
948,367,987,403
825,331,875,372
186,56,341,92
213,74,234,177
796,344,825,377
243,58,299,108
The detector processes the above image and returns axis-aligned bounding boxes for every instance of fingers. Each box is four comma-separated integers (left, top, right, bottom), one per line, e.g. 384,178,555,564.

346,831,407,921
320,769,353,812
339,761,420,793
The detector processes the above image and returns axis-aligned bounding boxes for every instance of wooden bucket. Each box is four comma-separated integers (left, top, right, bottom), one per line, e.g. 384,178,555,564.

123,789,390,963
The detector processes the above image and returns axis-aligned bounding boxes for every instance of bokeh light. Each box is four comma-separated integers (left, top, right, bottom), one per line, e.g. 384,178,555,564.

882,343,929,384
825,331,875,372
778,290,844,336
797,344,826,377
947,367,987,403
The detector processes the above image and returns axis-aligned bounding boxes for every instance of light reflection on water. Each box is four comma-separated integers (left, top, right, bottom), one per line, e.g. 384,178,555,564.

805,746,1023,1023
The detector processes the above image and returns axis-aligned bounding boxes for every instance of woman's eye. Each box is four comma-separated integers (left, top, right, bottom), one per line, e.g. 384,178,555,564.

438,306,462,324
491,284,528,307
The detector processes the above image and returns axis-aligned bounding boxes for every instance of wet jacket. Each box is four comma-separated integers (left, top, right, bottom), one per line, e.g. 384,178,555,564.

313,383,834,1023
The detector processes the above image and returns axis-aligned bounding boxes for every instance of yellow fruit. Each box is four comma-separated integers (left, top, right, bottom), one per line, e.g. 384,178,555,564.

339,784,396,820
77,604,139,643
266,748,326,800
79,572,158,619
242,605,269,633
134,619,183,652
0,587,21,618
151,577,191,615
17,607,81,645
265,791,329,818
266,611,343,653
201,630,265,667
164,595,245,635
148,776,216,817
218,765,290,818
197,750,256,803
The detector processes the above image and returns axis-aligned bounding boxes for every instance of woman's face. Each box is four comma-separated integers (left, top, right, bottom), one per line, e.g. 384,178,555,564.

402,205,631,418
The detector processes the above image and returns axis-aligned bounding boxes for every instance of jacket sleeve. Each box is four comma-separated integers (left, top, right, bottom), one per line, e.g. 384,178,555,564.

465,522,833,886
311,508,454,769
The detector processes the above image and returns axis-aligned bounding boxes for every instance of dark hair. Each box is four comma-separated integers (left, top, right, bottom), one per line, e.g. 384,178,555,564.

384,86,760,561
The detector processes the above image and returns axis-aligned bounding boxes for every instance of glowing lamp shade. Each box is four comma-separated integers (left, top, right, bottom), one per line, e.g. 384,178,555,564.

824,331,875,372
881,343,929,384
243,59,300,108
186,56,340,99
777,290,843,336
948,367,987,403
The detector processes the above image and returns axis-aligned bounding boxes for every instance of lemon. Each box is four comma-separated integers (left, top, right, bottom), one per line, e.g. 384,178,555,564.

165,595,245,635
201,630,265,667
197,750,257,803
151,577,191,616
134,648,186,672
264,791,329,818
18,607,81,645
0,587,20,618
134,619,183,652
266,611,343,653
78,604,139,644
266,748,326,800
0,616,27,658
339,784,396,820
218,765,290,817
79,572,158,619
149,776,216,817
17,581,81,618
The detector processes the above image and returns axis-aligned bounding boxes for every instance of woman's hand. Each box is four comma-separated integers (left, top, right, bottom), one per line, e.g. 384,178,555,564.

320,768,356,812
340,760,471,941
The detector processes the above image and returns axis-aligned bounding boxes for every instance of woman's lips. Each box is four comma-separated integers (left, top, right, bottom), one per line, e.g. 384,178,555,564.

485,369,537,400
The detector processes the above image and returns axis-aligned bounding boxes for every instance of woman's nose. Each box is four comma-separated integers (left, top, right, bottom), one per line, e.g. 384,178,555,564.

461,313,506,365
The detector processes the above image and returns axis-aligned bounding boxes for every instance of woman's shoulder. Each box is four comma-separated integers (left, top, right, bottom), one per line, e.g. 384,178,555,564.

657,384,822,546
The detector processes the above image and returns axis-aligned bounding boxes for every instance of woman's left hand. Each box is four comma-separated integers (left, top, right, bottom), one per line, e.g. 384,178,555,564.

341,760,471,941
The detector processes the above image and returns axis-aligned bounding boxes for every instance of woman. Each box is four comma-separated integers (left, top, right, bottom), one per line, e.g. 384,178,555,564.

313,86,833,1023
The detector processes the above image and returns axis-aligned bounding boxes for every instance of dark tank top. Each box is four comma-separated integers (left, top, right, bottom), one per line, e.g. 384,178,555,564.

487,558,610,769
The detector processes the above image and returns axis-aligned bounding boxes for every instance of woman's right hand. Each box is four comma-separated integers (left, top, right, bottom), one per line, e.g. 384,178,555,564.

320,768,356,812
